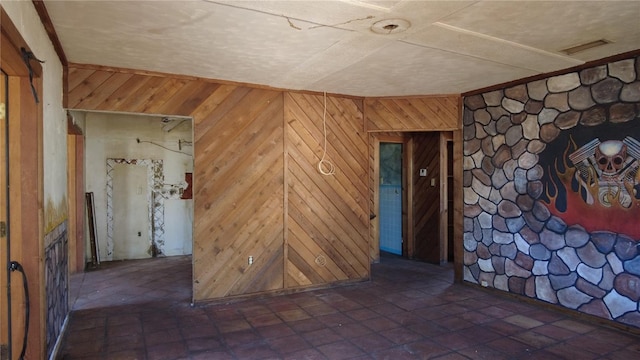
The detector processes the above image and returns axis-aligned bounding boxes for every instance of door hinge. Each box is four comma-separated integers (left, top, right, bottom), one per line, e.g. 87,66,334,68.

0,221,6,237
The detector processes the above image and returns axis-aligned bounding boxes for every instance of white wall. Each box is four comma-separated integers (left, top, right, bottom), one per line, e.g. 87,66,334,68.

2,0,68,232
84,112,193,260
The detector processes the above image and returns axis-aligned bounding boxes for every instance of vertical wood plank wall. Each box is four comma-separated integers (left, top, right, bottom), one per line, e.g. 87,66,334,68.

66,65,374,301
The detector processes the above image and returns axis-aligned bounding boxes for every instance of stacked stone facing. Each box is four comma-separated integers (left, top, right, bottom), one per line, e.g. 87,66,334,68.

462,55,640,328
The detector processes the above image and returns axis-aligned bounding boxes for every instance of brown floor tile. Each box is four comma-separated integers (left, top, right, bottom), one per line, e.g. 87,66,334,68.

503,314,545,329
350,333,395,352
457,344,511,360
362,316,400,332
185,336,224,352
222,328,261,347
266,334,311,354
485,337,533,356
278,308,312,322
317,340,366,360
302,328,343,347
58,255,640,360
256,323,295,339
405,339,450,358
145,341,188,360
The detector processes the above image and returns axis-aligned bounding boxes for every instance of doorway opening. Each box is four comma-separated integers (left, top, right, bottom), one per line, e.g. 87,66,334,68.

68,111,195,307
371,132,457,268
379,142,403,255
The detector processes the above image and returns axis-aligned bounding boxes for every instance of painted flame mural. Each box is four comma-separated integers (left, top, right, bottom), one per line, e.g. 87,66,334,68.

542,129,640,239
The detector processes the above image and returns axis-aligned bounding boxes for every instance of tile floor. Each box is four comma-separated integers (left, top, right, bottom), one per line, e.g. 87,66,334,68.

58,255,640,359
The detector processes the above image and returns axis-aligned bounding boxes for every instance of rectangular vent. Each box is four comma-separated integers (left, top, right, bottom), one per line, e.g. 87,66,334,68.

561,39,611,55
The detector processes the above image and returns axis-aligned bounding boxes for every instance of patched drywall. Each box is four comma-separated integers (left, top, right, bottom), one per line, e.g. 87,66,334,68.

84,112,193,261
463,55,640,328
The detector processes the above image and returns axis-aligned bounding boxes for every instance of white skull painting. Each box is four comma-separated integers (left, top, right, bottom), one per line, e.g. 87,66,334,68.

569,137,640,208
595,140,627,177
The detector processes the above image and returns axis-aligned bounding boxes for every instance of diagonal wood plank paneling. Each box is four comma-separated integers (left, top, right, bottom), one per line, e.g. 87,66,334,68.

285,93,369,287
413,132,441,263
67,66,285,301
66,65,375,302
365,96,459,132
193,89,284,299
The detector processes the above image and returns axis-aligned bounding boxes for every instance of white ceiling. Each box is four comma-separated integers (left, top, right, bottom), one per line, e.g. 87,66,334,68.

44,0,640,97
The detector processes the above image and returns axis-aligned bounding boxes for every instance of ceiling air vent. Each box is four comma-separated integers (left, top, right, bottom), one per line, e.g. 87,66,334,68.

560,39,611,55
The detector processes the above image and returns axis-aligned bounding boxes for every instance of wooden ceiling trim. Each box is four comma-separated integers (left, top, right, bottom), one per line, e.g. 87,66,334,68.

31,0,67,66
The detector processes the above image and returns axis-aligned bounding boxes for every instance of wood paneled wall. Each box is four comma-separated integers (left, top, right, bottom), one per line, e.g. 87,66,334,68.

365,96,459,131
193,88,285,299
66,65,371,301
412,133,441,263
285,93,369,287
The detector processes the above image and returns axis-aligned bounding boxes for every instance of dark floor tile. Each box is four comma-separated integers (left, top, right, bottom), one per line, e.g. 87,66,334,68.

332,322,372,339
551,319,597,334
510,330,557,349
185,336,224,353
190,350,235,359
216,318,253,333
316,312,354,328
256,323,295,339
405,339,450,358
432,331,482,351
485,337,533,356
180,324,219,340
106,348,146,360
531,323,579,340
61,256,640,360
230,341,279,359
544,342,599,359
362,316,400,332
146,341,188,360
317,340,366,360
278,308,312,322
350,333,395,352
289,318,326,333
457,344,511,360
502,314,544,329
266,334,311,354
379,327,423,345
371,346,419,359
247,312,283,328
283,348,327,360
222,329,261,347
346,308,379,321
302,328,342,347
106,333,144,353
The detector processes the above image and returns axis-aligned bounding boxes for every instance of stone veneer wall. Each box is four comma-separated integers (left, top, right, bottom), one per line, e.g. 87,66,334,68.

462,55,640,329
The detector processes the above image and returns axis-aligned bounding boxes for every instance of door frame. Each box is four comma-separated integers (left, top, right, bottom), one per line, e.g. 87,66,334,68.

1,7,46,359
106,158,163,261
370,133,413,262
